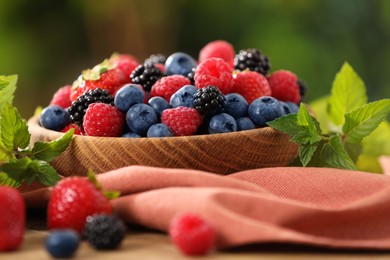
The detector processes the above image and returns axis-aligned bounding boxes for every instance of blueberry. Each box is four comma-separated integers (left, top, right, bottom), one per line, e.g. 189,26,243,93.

114,84,145,112
236,117,255,131
248,96,285,127
126,104,158,136
224,93,248,119
40,105,70,131
45,229,80,258
147,123,174,137
170,85,198,108
121,132,141,138
209,113,237,134
148,96,171,117
281,101,299,114
165,52,197,76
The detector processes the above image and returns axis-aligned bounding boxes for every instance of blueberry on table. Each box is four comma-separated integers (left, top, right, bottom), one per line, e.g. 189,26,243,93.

45,229,80,258
224,93,248,119
40,105,70,131
236,117,255,131
170,85,198,108
148,96,171,117
209,113,237,134
165,52,197,76
126,103,158,136
114,84,145,112
248,96,285,127
147,123,174,137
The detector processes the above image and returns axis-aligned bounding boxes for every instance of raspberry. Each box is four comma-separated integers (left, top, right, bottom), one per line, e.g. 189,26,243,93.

193,86,225,116
194,58,233,94
61,123,84,135
267,70,301,103
161,107,203,136
109,53,139,78
130,64,164,91
234,48,271,75
232,71,272,104
199,40,235,68
83,103,125,137
150,75,191,102
169,213,215,256
50,85,72,109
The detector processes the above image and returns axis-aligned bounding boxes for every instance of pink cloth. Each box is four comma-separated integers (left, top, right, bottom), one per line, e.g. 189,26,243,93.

23,163,390,250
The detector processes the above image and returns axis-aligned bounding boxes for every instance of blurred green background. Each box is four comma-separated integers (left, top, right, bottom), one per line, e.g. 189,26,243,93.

0,0,389,118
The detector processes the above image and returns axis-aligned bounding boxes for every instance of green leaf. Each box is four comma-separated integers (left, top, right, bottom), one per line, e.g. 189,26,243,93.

0,140,14,162
343,99,390,144
320,134,357,170
291,129,321,145
299,142,320,166
32,128,74,162
0,157,32,183
0,75,17,112
0,172,20,188
267,113,303,136
327,62,367,127
0,103,30,150
27,160,61,186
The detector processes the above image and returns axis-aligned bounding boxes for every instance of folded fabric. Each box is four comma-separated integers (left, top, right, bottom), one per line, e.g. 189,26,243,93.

22,163,390,250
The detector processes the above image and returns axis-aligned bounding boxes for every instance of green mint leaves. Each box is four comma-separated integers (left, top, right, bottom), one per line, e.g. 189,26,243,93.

0,75,73,188
268,62,390,171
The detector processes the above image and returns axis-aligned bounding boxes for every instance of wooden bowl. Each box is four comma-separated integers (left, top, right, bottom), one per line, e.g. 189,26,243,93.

28,115,298,176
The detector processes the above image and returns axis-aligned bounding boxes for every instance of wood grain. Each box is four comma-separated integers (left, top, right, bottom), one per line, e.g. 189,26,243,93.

28,116,298,177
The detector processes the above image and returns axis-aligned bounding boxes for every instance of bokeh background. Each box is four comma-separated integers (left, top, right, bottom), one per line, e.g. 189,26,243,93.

0,0,389,118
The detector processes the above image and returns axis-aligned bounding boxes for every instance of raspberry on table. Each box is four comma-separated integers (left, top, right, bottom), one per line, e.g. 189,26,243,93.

193,86,226,117
83,103,125,137
232,70,272,104
267,70,301,103
130,64,164,91
150,75,191,102
50,85,72,109
199,40,235,68
234,48,271,75
161,107,203,136
169,213,215,256
194,58,234,94
61,123,84,135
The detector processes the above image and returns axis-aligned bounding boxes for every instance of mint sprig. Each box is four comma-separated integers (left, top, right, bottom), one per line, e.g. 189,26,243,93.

0,75,73,188
268,62,390,170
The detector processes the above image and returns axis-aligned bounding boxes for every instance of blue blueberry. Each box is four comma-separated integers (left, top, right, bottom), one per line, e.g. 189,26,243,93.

165,52,197,76
121,132,141,138
236,117,255,131
147,123,174,137
209,113,237,134
224,93,248,119
281,101,299,114
248,96,285,127
148,96,171,117
40,105,70,131
170,85,198,108
126,104,158,136
45,229,80,258
114,84,145,112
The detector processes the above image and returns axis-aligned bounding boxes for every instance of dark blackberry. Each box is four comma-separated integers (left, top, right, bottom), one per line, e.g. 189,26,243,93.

68,88,114,125
144,54,166,66
83,214,126,250
297,79,307,101
187,67,196,85
193,86,225,117
130,64,163,91
234,48,271,75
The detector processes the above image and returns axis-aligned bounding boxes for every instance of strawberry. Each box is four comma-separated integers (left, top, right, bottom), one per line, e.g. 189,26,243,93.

47,175,113,234
0,186,25,251
232,71,272,104
109,53,139,78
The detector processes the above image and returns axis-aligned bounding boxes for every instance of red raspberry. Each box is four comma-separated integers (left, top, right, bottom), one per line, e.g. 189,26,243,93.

267,70,300,103
83,103,125,137
150,75,191,102
169,213,215,256
50,85,72,109
109,53,139,78
232,71,272,104
161,107,203,136
194,58,234,94
0,187,25,251
199,40,235,68
61,123,84,135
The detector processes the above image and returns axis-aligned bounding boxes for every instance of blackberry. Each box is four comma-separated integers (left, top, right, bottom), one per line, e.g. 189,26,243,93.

297,79,307,101
68,88,114,125
83,214,126,250
130,64,163,91
187,67,196,85
144,54,166,66
234,48,271,75
193,86,225,116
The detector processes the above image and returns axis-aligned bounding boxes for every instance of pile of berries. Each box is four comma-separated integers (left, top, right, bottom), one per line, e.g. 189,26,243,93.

40,40,307,137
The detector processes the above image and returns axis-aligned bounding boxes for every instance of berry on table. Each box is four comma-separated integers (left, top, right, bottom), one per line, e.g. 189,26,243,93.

161,107,203,136
208,113,237,134
45,229,80,258
83,214,126,250
61,123,84,135
147,123,174,138
236,117,255,131
224,93,248,119
126,103,158,136
169,213,215,256
193,86,226,117
150,75,191,102
40,105,70,131
130,64,164,91
165,52,197,76
234,48,271,75
148,96,171,117
109,53,139,78
267,70,301,104
50,85,72,109
114,84,145,112
199,40,235,68
281,101,299,114
144,54,167,66
232,70,271,104
121,131,141,138
248,96,285,127
170,85,198,108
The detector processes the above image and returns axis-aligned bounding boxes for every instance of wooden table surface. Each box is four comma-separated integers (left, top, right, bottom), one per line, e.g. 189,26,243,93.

3,209,390,259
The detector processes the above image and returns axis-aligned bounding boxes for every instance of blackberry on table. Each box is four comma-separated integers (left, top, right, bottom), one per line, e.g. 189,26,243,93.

234,48,271,76
130,64,164,91
144,54,167,66
68,88,114,126
193,86,226,117
83,214,126,250
187,67,196,85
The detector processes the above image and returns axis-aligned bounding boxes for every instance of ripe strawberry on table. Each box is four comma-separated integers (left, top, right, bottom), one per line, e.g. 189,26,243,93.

0,186,25,251
47,174,113,234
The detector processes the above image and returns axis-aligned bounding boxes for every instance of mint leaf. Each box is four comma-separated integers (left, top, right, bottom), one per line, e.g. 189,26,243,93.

0,75,17,113
0,103,30,150
27,160,61,186
267,113,303,136
299,142,320,166
320,134,357,170
0,172,20,188
343,99,390,144
32,128,74,162
296,103,322,141
0,140,14,162
0,157,31,183
327,63,367,127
